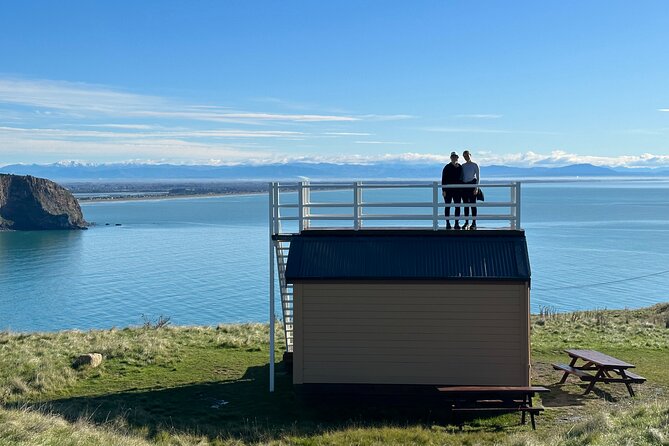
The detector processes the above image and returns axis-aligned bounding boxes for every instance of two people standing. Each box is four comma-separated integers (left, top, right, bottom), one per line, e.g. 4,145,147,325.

441,150,480,230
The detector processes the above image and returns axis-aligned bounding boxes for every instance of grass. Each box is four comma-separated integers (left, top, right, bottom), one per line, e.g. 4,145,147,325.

0,304,668,445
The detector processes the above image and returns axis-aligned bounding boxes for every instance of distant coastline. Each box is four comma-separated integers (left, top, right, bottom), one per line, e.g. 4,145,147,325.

72,176,669,204
70,181,269,203
76,190,266,203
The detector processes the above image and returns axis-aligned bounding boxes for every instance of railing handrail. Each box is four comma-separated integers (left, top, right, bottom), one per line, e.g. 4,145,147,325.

269,181,521,234
271,182,515,188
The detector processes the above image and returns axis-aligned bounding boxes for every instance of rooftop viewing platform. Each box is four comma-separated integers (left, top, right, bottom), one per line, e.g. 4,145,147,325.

269,181,522,236
268,181,524,389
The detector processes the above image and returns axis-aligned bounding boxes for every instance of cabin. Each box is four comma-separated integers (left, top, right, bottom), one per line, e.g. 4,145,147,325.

267,181,529,391
285,229,531,387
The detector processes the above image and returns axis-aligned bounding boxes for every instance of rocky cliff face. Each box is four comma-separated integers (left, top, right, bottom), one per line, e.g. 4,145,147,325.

0,174,87,230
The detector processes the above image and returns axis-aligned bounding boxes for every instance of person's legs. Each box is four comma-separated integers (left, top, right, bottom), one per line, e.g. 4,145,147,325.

463,191,471,228
471,194,478,229
453,192,461,229
463,197,469,224
444,191,454,228
463,190,475,229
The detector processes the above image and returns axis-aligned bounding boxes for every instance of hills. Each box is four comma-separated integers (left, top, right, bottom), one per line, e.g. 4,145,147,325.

1,162,668,182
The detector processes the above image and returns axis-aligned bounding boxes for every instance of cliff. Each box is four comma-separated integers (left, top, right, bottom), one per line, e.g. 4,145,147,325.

0,174,87,230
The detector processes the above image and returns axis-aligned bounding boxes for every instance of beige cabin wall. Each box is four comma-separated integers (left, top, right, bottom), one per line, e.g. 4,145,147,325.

293,282,530,386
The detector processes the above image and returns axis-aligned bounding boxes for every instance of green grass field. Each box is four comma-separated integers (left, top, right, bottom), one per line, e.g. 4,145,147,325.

1,304,668,445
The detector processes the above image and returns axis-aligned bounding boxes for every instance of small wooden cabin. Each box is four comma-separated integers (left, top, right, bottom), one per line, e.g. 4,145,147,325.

285,229,531,387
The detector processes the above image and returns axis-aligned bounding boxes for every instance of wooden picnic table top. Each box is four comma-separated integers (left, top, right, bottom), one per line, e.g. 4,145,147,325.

437,386,550,394
565,349,635,369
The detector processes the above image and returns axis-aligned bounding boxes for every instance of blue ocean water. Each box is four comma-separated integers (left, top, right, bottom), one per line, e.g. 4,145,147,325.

1,180,668,332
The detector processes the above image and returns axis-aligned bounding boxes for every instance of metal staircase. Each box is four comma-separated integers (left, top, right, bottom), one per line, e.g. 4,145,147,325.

274,239,293,352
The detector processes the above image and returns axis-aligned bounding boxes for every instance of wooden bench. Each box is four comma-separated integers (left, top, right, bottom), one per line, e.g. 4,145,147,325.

619,370,647,383
552,363,596,380
437,386,549,430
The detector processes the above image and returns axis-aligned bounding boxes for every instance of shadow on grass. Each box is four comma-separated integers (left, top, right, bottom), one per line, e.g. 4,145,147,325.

544,381,638,406
14,362,470,443
541,383,589,408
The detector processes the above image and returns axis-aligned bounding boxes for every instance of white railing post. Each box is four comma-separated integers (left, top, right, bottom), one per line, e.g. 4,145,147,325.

303,181,311,230
432,182,439,230
298,181,305,232
268,182,275,392
273,183,280,235
509,182,517,229
353,181,362,230
514,182,522,229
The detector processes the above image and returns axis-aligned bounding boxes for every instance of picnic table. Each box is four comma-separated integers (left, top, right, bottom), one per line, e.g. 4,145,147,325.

437,386,549,430
553,349,646,397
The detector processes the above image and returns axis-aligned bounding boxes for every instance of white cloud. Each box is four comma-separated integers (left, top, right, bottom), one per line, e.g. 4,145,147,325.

0,126,305,140
0,133,270,164
0,77,359,123
454,114,503,119
264,151,669,168
6,149,669,169
358,114,415,121
658,109,669,112
424,127,559,135
324,132,372,136
82,124,155,130
354,141,412,145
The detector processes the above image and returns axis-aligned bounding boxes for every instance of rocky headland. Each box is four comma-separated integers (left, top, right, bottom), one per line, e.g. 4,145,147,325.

0,174,87,230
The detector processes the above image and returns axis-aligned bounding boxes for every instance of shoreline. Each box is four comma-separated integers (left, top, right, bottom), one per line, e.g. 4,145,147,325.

3,302,666,334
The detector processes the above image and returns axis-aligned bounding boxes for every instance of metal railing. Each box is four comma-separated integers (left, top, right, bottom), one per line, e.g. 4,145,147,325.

270,181,522,234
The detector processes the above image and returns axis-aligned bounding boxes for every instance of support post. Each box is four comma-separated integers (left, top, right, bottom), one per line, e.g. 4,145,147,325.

353,181,362,230
303,181,311,229
432,181,439,230
510,183,517,229
515,181,522,229
272,182,280,235
298,181,305,232
268,183,275,392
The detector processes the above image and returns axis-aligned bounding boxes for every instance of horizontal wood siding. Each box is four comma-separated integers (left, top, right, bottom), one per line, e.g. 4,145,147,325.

293,282,529,386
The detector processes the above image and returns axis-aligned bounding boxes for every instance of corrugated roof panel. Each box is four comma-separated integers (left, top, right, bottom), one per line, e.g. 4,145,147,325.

284,230,530,282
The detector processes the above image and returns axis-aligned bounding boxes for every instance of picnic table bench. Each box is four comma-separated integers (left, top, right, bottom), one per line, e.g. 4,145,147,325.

553,349,646,397
437,386,550,430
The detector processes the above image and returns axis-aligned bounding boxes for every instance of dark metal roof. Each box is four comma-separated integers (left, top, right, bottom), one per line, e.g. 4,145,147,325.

285,230,530,282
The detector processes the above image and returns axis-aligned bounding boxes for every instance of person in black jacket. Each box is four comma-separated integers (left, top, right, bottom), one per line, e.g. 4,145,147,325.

442,151,464,229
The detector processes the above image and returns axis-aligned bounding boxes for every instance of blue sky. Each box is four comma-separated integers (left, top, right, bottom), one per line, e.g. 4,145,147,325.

1,1,668,167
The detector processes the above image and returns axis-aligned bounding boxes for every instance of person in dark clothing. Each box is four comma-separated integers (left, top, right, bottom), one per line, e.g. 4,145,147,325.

441,151,463,229
461,150,480,230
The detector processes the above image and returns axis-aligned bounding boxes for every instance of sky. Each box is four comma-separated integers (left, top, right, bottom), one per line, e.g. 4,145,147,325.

1,0,668,167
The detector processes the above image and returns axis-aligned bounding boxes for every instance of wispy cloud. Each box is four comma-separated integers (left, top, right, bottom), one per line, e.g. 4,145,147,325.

359,114,415,121
423,127,559,135
0,77,359,123
354,141,412,145
0,126,306,140
83,124,155,130
658,109,669,112
617,128,667,135
454,114,503,119
0,132,270,164
324,132,372,136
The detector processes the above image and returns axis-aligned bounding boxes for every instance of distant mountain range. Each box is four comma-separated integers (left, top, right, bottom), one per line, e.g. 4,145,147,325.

1,162,668,182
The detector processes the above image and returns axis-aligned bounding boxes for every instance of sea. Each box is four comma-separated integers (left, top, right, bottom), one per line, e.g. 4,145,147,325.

1,179,668,332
